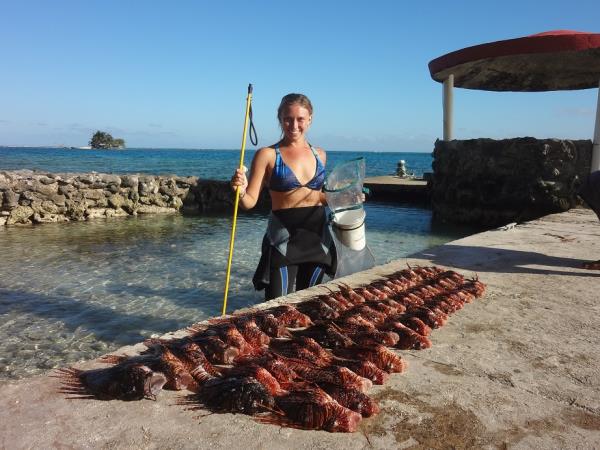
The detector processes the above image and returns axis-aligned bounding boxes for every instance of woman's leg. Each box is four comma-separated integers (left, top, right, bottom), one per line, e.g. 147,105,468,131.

265,265,298,300
295,263,325,291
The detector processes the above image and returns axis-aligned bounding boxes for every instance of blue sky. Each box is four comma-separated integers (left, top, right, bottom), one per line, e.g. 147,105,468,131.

1,0,598,151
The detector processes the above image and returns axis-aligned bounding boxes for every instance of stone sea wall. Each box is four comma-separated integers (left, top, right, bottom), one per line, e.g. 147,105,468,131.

0,170,262,226
430,138,593,227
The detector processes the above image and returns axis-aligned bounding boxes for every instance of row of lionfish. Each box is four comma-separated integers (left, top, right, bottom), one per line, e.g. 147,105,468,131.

55,265,485,433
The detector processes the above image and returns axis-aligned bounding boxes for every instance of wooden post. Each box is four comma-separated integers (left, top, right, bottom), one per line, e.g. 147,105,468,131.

592,79,600,172
443,74,454,141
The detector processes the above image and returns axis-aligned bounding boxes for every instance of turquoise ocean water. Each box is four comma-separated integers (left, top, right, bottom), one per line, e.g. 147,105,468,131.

0,147,478,380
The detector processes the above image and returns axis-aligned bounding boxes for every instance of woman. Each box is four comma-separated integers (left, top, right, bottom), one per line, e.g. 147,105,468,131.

230,93,335,299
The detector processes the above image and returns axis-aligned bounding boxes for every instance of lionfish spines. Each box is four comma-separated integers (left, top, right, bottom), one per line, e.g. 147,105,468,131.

53,265,485,433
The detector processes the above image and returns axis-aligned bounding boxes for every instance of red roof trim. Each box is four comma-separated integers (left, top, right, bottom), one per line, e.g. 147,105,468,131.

429,31,600,78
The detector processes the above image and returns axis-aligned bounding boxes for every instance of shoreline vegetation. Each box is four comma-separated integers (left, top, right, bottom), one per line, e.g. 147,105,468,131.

89,130,125,150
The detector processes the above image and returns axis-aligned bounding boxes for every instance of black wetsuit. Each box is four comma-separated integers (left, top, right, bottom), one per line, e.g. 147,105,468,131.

252,145,334,300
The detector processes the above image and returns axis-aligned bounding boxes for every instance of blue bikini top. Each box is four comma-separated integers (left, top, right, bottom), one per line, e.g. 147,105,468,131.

269,144,326,192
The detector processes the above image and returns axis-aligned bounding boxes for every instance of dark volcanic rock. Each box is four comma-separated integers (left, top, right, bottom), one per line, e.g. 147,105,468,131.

430,138,592,227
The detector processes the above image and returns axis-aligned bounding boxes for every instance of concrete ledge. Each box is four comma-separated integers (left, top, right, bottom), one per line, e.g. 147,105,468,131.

0,209,599,448
364,176,429,202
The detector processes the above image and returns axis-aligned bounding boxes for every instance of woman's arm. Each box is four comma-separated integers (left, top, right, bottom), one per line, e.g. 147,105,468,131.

319,191,328,205
231,147,272,210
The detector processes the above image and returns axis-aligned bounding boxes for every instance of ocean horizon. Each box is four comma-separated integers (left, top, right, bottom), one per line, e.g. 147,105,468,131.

0,146,434,180
1,145,433,152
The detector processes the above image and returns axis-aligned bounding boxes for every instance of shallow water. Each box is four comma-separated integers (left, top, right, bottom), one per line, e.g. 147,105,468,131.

0,203,477,380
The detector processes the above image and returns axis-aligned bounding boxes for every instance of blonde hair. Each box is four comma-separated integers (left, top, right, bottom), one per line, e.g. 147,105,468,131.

277,93,313,125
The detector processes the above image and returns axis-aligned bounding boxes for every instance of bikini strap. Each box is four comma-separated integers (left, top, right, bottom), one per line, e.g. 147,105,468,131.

308,143,324,166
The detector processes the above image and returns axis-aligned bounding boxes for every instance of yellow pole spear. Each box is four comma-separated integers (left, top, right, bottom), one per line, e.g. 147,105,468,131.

222,84,254,316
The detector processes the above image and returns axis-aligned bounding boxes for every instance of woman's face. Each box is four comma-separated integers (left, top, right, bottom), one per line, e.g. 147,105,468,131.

280,103,312,141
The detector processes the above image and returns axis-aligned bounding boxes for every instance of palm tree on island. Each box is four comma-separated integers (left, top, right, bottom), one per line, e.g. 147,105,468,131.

89,131,126,149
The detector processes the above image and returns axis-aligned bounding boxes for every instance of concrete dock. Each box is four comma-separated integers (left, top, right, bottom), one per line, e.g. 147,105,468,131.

364,176,429,202
0,208,599,449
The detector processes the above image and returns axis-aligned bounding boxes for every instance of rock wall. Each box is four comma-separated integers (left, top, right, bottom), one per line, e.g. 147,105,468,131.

0,170,265,226
430,138,592,227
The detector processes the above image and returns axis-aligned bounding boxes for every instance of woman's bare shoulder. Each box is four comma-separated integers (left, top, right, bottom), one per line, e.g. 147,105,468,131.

315,146,327,163
253,146,276,162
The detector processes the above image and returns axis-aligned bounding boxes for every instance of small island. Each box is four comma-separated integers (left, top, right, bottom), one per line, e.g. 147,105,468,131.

89,130,126,149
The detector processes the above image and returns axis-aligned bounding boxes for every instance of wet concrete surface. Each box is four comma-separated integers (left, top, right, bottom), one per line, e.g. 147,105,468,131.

1,208,599,449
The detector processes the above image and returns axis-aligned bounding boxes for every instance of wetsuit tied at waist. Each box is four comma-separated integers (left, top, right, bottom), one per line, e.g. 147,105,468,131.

252,205,335,292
